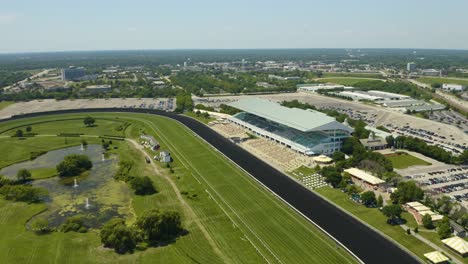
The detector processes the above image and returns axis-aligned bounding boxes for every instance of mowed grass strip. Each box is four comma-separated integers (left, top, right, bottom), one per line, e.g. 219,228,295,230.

385,153,431,169
0,118,127,137
317,77,384,86
315,187,433,260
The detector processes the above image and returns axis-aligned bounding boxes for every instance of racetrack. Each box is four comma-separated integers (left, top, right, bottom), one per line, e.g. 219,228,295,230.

1,108,420,264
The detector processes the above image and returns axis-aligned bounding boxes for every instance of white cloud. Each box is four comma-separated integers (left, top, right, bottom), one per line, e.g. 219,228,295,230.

0,13,20,25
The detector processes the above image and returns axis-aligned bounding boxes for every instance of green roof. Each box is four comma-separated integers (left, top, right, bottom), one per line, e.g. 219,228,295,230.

228,98,353,133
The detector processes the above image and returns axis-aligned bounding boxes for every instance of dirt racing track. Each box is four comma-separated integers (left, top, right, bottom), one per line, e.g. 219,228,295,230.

2,108,420,264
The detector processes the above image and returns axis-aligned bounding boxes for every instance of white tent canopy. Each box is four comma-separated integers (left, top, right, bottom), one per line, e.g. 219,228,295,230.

442,236,468,255
423,251,449,263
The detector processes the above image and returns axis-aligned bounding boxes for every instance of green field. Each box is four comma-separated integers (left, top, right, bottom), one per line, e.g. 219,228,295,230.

417,77,468,87
0,113,357,264
317,77,384,86
385,153,432,169
322,72,384,79
315,187,434,261
0,101,14,110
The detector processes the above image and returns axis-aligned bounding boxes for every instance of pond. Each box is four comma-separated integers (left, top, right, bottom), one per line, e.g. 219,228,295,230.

0,144,134,228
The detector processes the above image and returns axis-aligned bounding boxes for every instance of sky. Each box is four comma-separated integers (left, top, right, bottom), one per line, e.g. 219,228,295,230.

1,0,468,53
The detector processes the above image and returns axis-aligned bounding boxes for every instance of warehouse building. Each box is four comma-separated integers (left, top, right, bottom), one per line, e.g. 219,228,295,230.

228,98,353,155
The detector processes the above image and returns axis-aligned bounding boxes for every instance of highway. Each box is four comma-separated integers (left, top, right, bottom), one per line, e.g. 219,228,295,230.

2,108,421,264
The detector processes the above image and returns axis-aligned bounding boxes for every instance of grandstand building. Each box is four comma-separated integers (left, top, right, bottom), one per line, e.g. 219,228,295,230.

228,98,354,155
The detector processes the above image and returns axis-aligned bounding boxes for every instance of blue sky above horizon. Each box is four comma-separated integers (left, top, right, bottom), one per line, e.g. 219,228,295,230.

1,0,467,53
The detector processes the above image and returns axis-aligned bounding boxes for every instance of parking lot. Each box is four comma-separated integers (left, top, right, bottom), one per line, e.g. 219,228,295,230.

0,98,175,119
194,92,468,154
405,167,468,208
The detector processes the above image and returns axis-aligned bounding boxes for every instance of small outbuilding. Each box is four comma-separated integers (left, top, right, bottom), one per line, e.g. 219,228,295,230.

159,151,171,163
423,251,450,264
344,168,385,187
442,236,468,257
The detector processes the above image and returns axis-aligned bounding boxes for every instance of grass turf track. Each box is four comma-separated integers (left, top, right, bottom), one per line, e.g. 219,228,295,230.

0,113,357,264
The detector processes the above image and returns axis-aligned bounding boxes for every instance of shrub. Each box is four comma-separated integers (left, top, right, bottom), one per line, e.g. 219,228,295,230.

60,215,88,233
136,209,183,243
130,176,156,195
56,154,93,177
0,185,48,203
16,169,32,182
100,218,137,254
31,218,51,234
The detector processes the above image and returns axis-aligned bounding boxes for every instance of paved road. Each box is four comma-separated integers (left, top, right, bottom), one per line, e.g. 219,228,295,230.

0,108,421,264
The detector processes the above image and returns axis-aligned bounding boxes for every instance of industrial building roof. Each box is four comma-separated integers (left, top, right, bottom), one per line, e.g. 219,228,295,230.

228,98,353,133
344,168,385,185
442,236,468,255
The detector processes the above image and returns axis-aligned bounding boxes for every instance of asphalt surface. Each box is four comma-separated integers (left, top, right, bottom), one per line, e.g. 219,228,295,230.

2,108,421,264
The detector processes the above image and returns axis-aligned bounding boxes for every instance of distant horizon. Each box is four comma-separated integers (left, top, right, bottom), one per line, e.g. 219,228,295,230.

2,47,468,55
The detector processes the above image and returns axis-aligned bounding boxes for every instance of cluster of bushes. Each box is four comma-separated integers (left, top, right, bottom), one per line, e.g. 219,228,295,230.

114,161,156,195
60,215,88,233
30,151,47,160
219,104,241,115
388,135,467,164
174,90,193,113
0,184,48,203
101,139,113,150
101,209,183,254
56,154,93,177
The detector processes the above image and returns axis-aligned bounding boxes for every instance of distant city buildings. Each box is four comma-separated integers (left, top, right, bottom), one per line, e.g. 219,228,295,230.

407,62,416,72
61,67,86,81
420,69,441,76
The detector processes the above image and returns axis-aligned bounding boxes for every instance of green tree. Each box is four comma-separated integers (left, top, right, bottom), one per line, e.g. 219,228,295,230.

382,204,402,224
83,116,95,127
377,195,384,207
16,168,32,182
332,151,346,162
60,215,87,233
361,191,376,206
31,218,50,234
100,218,137,254
56,154,93,177
390,181,424,204
437,217,452,239
0,185,48,203
26,126,32,133
130,176,156,195
422,213,434,229
15,129,23,137
321,166,342,187
136,209,182,243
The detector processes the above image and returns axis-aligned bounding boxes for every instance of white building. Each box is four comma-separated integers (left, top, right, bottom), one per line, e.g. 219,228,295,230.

420,69,441,76
407,62,416,72
159,151,171,163
442,84,465,91
228,98,354,155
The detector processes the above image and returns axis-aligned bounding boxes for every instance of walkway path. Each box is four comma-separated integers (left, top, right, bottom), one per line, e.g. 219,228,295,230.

399,224,462,264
